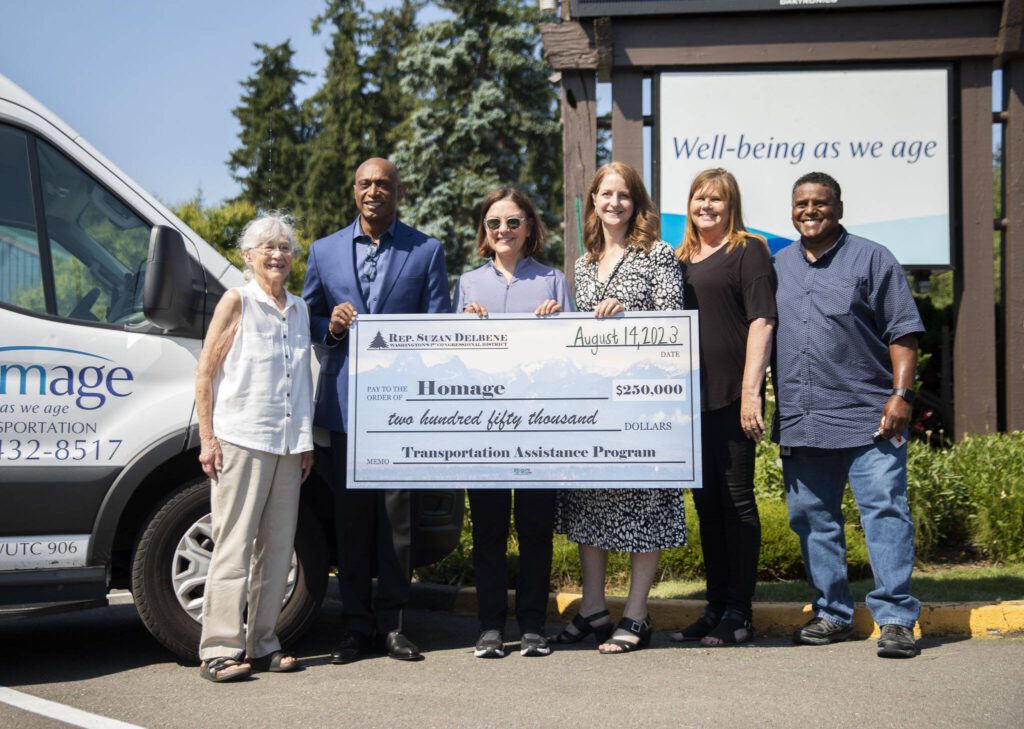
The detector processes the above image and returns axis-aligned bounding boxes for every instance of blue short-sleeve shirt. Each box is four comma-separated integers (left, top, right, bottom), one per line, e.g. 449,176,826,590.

771,229,924,449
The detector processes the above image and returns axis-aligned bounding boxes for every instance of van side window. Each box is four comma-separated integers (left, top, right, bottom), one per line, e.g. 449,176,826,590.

0,126,46,313
36,139,152,325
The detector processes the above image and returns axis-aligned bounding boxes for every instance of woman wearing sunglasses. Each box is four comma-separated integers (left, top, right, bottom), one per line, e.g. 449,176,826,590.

453,187,573,659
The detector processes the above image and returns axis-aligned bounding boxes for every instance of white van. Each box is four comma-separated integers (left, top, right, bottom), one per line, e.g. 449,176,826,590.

0,74,464,660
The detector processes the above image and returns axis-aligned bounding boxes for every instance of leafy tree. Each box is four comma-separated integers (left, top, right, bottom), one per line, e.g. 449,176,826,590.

172,195,310,295
228,42,310,214
393,0,562,279
174,194,258,265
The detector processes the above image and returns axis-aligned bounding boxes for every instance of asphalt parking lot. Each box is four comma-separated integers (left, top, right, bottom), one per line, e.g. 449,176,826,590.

1,591,1022,729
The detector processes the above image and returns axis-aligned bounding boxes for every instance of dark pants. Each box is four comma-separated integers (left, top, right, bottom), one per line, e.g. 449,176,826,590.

693,399,761,617
329,431,412,636
468,488,555,635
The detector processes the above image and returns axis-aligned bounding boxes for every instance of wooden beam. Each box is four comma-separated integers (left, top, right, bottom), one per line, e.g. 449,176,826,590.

954,59,999,438
612,68,644,173
595,17,613,83
560,70,597,294
540,22,598,71
609,7,1000,66
1004,58,1024,429
996,0,1024,64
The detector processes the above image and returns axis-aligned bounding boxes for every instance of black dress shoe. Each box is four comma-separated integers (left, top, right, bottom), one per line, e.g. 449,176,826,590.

383,630,422,661
330,632,372,664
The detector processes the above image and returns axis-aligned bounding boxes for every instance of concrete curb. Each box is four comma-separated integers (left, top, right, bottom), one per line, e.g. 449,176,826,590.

409,584,1024,639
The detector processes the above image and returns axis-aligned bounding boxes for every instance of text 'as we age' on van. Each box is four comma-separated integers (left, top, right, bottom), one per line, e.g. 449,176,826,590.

0,73,464,660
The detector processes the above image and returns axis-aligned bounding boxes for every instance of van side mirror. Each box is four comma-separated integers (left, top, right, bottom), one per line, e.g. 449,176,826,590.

143,225,195,330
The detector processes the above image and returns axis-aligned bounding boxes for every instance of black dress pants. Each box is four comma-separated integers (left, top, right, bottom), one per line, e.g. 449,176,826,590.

468,488,555,635
330,431,411,636
693,399,761,617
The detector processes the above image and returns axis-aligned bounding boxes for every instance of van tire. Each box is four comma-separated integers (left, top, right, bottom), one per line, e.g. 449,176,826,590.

131,477,328,662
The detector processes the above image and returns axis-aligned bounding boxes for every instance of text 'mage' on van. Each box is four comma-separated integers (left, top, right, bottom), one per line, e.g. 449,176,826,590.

0,73,463,660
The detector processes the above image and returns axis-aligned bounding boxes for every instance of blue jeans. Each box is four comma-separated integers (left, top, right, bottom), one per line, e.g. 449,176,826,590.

783,440,919,628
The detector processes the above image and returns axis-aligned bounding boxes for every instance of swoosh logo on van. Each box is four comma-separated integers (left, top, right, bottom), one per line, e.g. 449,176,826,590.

0,346,114,362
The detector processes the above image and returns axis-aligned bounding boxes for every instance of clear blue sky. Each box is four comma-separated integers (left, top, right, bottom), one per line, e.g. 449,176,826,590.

0,0,428,207
1,2,1002,209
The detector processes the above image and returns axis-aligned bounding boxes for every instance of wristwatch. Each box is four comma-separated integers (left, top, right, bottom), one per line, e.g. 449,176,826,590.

891,387,916,405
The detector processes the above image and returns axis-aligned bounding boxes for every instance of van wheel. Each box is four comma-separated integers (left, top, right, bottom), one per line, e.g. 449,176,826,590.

131,477,328,662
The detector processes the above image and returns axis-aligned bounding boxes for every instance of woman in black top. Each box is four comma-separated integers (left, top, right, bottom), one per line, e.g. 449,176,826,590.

670,168,776,646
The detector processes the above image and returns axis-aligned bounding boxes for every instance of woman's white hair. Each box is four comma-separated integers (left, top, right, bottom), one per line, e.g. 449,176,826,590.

238,212,297,282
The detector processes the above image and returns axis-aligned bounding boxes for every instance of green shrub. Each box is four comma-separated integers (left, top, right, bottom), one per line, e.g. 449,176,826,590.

753,437,785,501
414,431,1024,589
420,492,828,588
903,432,1024,563
905,440,973,560
953,433,1024,562
654,498,703,584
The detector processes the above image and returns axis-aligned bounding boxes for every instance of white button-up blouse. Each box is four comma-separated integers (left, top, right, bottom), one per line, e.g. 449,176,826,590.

212,280,314,454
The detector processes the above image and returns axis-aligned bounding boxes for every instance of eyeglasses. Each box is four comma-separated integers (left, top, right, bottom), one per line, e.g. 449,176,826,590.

361,245,381,282
484,216,528,231
255,244,294,256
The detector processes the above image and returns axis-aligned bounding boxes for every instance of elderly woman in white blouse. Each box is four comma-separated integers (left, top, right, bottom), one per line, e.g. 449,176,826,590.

194,213,314,682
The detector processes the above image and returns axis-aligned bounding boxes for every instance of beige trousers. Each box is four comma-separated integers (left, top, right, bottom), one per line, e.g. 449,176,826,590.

198,440,301,661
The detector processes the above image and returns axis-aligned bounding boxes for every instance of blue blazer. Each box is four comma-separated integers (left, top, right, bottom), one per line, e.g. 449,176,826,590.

303,218,451,432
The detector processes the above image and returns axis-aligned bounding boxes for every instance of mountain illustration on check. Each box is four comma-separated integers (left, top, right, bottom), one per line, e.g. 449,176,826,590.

355,351,686,398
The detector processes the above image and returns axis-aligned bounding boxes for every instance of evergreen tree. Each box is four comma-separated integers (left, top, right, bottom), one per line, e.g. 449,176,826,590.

393,0,562,279
228,42,309,214
364,0,422,153
302,0,372,238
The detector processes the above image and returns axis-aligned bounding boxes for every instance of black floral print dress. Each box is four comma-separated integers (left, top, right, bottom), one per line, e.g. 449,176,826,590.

554,240,688,551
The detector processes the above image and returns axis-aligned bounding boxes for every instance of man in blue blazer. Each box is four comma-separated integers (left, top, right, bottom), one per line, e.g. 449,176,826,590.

303,158,451,663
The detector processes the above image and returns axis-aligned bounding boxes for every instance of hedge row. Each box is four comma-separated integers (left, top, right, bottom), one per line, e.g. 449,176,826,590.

415,432,1024,588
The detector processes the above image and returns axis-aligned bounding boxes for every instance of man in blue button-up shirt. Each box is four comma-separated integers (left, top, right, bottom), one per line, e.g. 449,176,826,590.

772,172,924,659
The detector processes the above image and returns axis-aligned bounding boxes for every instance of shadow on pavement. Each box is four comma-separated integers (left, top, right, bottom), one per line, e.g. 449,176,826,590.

292,583,482,661
0,603,177,686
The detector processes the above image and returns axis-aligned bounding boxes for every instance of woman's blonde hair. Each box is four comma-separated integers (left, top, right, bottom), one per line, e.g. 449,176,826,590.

676,168,766,263
583,162,659,263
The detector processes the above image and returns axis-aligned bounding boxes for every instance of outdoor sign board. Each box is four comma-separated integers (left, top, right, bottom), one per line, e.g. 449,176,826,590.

572,0,996,16
657,67,953,267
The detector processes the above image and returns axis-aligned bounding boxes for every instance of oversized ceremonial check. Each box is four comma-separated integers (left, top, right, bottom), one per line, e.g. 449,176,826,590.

346,312,702,489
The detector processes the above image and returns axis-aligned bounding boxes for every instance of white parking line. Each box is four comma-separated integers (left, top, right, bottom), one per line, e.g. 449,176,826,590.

0,687,143,729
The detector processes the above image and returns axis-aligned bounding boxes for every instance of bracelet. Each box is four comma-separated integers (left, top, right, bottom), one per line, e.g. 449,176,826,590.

329,327,348,342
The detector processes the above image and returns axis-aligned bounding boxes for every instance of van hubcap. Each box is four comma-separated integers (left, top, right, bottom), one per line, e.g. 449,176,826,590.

171,514,297,622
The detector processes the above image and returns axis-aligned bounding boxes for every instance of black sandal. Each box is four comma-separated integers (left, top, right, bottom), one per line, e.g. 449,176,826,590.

548,609,614,645
700,610,754,647
248,650,301,673
668,610,721,642
199,656,251,683
598,616,652,654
